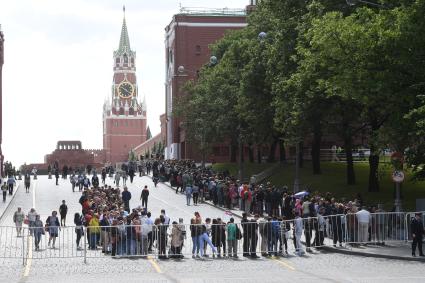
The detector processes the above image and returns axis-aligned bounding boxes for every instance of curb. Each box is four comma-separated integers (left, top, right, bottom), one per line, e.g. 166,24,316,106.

149,176,244,219
321,245,425,262
0,182,20,220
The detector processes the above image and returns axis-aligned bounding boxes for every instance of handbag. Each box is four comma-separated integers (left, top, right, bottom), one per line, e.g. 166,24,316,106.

24,217,29,225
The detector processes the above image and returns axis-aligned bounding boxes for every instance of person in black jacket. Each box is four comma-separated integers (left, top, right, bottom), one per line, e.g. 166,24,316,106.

122,187,132,213
411,213,424,257
140,185,149,210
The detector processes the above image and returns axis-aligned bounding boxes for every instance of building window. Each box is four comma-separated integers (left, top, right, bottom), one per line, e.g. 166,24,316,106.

114,121,118,127
123,54,128,63
195,45,201,55
131,58,134,65
116,57,120,65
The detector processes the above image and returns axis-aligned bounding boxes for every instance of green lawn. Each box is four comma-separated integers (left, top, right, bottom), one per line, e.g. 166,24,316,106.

211,163,271,179
213,161,425,211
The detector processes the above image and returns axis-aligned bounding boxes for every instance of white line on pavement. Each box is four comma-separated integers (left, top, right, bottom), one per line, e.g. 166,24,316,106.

23,180,36,278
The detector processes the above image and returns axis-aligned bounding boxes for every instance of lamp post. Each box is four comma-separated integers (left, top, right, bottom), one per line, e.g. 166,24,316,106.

237,124,244,182
195,112,207,168
294,142,300,193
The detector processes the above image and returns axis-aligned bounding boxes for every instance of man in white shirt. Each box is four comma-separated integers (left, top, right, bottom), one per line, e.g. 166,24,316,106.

294,213,304,255
356,207,371,243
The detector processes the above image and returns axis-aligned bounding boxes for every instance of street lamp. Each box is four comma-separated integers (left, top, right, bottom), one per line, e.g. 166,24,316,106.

195,112,207,168
177,55,219,76
294,142,301,193
346,0,387,8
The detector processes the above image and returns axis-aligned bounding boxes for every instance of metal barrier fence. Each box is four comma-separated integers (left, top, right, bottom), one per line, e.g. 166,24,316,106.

1,211,424,263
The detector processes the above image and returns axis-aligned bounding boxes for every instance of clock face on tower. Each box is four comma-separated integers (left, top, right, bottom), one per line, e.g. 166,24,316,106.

118,81,134,98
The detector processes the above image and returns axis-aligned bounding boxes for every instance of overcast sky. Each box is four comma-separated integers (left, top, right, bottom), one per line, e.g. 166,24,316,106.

0,0,249,166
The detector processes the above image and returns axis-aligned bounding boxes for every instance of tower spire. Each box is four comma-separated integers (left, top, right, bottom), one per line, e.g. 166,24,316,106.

118,6,131,53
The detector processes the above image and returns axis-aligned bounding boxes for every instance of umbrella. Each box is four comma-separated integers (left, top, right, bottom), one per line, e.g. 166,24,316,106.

294,191,309,199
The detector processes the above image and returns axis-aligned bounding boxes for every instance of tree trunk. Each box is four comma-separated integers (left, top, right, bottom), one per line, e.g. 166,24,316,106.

257,146,262,164
267,139,278,163
298,141,304,168
230,141,237,163
279,139,286,163
311,123,322,174
248,144,254,163
368,153,380,192
368,117,380,192
344,136,356,185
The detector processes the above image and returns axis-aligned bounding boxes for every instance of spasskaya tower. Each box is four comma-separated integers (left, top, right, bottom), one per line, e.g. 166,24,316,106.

103,7,147,164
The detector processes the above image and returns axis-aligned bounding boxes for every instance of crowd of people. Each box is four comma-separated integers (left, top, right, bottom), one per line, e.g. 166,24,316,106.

8,158,424,258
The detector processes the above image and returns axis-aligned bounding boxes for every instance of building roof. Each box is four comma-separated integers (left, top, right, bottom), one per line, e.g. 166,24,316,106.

116,6,132,55
178,7,246,17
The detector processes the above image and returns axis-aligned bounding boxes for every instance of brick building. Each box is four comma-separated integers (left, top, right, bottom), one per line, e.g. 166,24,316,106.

22,141,105,173
164,7,248,161
103,8,147,164
134,113,167,159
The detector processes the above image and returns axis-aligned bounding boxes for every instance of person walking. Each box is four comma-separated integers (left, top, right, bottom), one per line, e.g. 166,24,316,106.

122,187,132,213
192,184,199,206
7,175,15,195
70,174,77,192
27,208,37,236
46,211,60,249
24,173,31,193
411,212,424,257
74,213,84,250
114,171,121,187
140,185,149,210
59,200,68,226
185,185,193,206
33,215,44,251
13,207,25,237
2,183,7,202
55,169,60,185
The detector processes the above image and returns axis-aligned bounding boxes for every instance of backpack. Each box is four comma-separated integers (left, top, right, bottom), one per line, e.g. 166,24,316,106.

236,226,243,240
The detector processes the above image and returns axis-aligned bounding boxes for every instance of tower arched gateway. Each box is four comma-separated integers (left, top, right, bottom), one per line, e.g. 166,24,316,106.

103,7,147,164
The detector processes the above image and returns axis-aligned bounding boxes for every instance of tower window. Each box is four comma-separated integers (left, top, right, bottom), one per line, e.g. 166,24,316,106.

116,57,120,64
124,54,128,63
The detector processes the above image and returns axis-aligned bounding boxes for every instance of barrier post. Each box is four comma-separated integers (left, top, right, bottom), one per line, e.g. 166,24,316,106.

83,227,87,264
22,230,25,266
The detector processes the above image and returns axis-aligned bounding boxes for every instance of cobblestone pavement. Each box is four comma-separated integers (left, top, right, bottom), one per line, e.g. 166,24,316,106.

0,176,423,283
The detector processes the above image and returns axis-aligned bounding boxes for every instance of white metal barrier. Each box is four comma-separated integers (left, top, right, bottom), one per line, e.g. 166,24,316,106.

1,211,424,263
